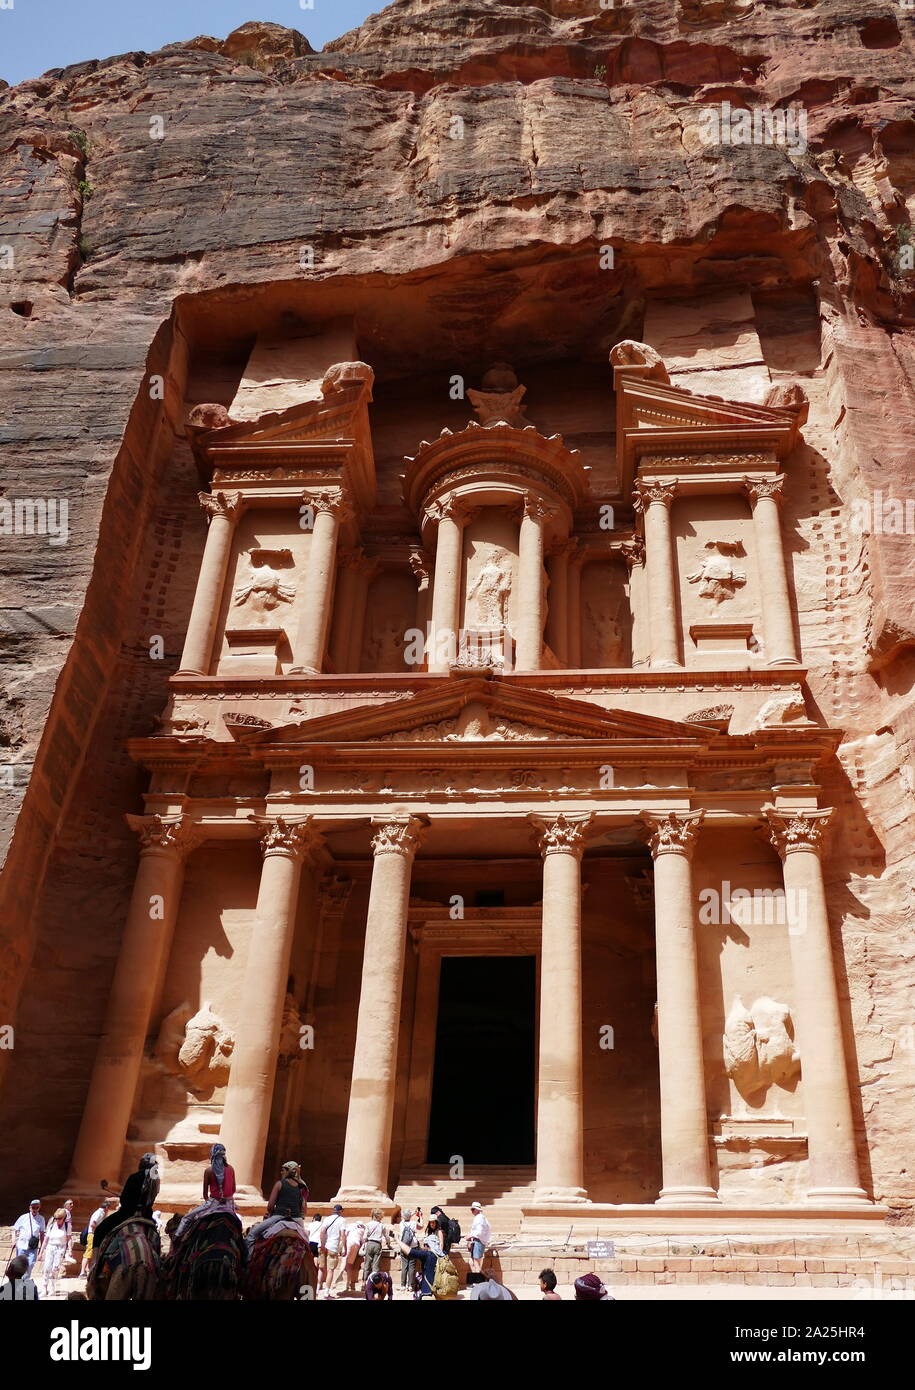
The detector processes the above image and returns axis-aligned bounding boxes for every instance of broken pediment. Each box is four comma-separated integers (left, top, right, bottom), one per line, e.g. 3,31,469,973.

613,355,806,499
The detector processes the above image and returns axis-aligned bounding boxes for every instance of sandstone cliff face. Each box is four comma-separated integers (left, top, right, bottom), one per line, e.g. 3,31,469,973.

1,3,914,1209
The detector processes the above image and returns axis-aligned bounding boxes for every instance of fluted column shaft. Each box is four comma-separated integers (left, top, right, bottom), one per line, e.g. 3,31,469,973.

220,818,322,1195
294,491,351,673
516,496,551,671
178,492,242,676
635,480,681,669
746,478,798,666
427,497,464,674
532,813,592,1202
645,810,719,1204
67,816,197,1188
335,817,427,1204
766,808,869,1205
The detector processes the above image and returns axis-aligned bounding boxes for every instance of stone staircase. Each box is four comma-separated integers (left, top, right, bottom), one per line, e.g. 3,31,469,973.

394,1165,537,1234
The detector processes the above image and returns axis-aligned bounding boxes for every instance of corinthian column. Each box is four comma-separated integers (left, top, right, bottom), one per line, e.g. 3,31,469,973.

292,490,352,674
531,812,592,1202
220,818,323,1198
66,815,198,1190
426,496,466,674
744,477,798,666
643,810,719,1204
335,816,427,1205
634,480,681,670
765,807,869,1206
515,496,552,671
178,492,242,676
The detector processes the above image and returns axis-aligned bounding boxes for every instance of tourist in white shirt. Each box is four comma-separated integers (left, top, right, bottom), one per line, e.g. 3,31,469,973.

467,1201,491,1273
318,1205,346,1298
11,1200,45,1273
40,1208,71,1297
361,1208,387,1284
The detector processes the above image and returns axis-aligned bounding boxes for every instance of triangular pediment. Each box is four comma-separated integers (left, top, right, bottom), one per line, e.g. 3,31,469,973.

252,675,714,749
615,372,803,496
197,385,368,449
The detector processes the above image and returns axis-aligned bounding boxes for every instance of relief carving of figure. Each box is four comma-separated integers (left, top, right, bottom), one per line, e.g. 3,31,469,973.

583,597,623,665
365,618,407,670
232,549,296,613
467,547,513,628
723,995,800,1098
687,540,747,604
153,1001,235,1095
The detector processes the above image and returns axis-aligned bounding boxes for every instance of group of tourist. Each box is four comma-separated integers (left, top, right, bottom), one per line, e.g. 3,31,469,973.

3,1149,613,1300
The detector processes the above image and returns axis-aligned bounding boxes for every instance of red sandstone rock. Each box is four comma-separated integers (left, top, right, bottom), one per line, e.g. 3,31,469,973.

1,0,914,1228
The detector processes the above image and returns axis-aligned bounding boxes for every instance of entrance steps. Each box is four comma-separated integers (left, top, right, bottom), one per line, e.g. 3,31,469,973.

394,1166,536,1231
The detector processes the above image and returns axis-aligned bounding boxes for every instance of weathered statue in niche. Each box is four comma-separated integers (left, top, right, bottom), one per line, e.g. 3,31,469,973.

687,540,747,604
364,618,407,671
232,548,296,614
723,995,800,1098
467,546,513,629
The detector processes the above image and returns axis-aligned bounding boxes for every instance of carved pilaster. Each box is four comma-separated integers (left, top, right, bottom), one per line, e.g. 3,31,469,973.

764,806,832,859
642,809,705,859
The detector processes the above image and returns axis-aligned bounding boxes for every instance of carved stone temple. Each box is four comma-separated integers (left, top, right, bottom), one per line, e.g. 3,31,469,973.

3,319,892,1240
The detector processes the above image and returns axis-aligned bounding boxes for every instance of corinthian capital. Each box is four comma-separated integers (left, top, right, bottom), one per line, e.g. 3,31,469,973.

744,476,785,506
370,816,428,858
764,806,832,858
619,537,646,568
425,494,478,528
254,815,324,861
633,480,679,514
308,489,354,523
530,811,594,859
521,495,557,525
198,490,242,522
127,813,200,856
642,810,705,859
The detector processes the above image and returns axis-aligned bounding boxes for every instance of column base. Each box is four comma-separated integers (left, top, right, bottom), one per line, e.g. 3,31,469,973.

331,1186,394,1209
229,1184,270,1213
532,1186,590,1205
765,656,801,668
288,665,323,676
656,1186,721,1206
804,1187,871,1208
174,667,206,677
649,659,683,671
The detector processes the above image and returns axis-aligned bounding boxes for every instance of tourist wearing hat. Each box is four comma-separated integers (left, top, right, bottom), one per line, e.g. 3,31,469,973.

10,1200,45,1274
467,1201,491,1275
467,1272,516,1300
318,1203,346,1298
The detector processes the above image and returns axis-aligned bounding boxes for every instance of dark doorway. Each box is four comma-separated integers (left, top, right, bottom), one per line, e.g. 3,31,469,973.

426,955,536,1164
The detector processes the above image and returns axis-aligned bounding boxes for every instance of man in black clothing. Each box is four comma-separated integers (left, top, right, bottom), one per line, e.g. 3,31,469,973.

429,1205,452,1253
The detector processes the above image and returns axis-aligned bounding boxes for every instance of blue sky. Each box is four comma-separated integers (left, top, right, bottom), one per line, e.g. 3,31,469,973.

0,0,380,86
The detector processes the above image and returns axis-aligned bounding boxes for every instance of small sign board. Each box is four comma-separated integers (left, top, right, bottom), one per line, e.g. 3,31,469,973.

586,1240,615,1260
